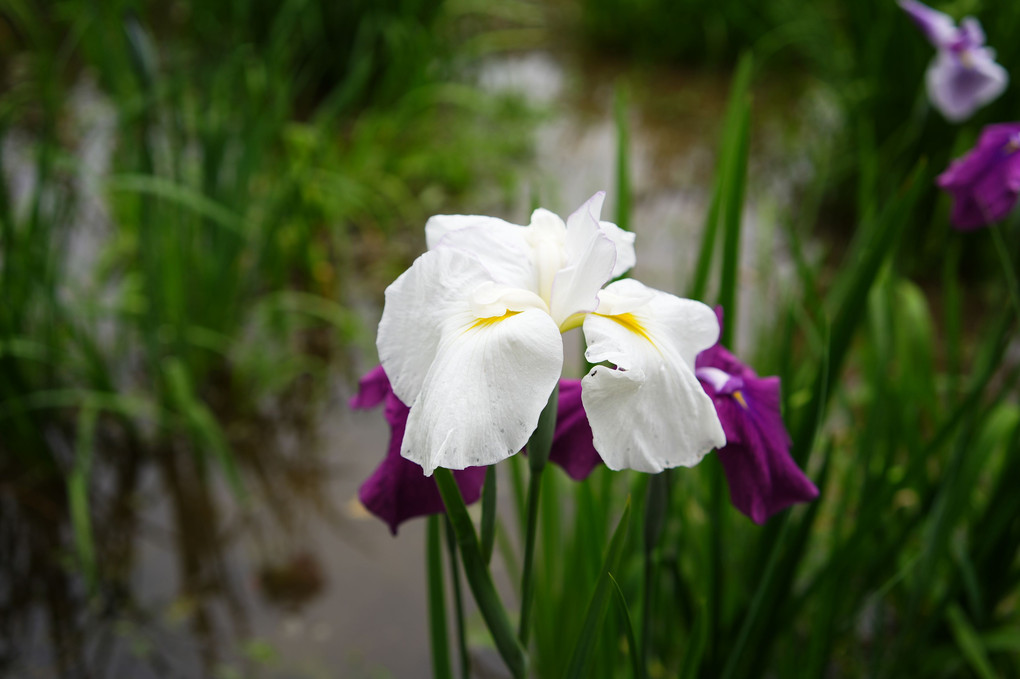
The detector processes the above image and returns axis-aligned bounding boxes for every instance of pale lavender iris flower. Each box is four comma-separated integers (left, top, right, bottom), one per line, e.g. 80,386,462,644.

695,311,818,524
352,366,601,534
937,123,1020,229
899,0,1008,122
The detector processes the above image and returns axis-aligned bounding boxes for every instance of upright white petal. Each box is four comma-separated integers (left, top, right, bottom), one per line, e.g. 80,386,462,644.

599,221,636,277
581,279,724,473
548,192,618,326
403,307,563,475
425,214,535,290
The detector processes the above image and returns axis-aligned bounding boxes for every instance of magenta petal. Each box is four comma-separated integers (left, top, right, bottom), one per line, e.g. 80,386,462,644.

709,376,818,524
937,123,1020,229
352,366,486,534
547,379,602,481
696,309,818,524
353,368,602,534
359,451,487,536
898,0,958,49
349,365,392,410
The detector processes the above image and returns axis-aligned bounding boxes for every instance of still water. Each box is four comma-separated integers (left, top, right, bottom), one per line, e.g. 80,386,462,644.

2,50,819,678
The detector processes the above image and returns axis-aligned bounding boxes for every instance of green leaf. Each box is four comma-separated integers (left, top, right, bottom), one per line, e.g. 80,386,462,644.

609,573,646,679
565,499,632,679
68,404,99,593
946,604,1000,679
163,357,244,499
434,468,526,679
614,83,631,233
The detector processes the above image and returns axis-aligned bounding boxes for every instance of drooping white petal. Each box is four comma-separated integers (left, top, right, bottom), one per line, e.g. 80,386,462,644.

425,215,535,290
581,279,725,473
926,49,1008,122
378,248,498,406
402,307,563,475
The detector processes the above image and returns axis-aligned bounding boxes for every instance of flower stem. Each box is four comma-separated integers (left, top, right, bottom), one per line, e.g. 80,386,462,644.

426,516,453,679
444,516,470,679
435,468,526,679
518,384,559,647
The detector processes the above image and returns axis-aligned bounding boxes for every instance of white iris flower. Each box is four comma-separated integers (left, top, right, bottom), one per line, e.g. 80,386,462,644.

377,192,725,475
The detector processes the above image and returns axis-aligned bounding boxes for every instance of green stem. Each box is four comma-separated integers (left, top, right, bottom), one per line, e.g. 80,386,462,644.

427,516,453,679
481,465,498,565
518,466,544,647
435,468,526,679
518,385,559,647
444,516,470,679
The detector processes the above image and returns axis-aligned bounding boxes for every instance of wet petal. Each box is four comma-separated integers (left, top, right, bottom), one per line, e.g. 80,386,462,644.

425,214,534,290
402,306,563,475
581,279,724,473
351,368,487,534
377,248,499,407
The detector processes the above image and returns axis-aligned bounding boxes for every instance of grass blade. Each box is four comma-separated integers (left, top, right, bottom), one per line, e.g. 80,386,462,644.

609,573,646,679
565,499,632,679
946,604,1000,679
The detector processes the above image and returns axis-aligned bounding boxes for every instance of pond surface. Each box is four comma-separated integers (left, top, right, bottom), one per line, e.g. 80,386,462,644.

2,50,819,678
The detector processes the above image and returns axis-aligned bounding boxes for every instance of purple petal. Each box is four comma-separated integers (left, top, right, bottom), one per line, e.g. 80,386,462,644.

547,379,602,481
937,123,1020,229
898,0,958,49
353,368,602,534
696,309,818,523
926,49,1008,122
353,367,487,534
349,365,391,410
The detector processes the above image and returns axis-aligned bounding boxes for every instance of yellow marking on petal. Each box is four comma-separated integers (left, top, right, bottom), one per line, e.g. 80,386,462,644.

597,312,654,345
558,312,587,333
733,390,748,410
468,310,521,331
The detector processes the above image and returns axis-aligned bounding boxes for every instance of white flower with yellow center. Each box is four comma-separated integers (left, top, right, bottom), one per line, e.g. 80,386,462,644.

377,192,724,475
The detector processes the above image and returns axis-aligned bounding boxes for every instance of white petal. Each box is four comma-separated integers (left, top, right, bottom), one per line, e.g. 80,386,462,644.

402,308,563,475
548,192,618,326
581,280,724,473
600,221,636,277
378,248,496,406
425,214,535,290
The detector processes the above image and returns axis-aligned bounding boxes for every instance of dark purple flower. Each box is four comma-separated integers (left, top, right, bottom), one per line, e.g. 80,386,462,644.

351,366,601,534
898,1,1008,122
937,123,1020,230
695,310,818,524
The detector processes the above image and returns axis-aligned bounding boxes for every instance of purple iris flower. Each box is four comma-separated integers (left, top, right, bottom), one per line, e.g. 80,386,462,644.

695,310,818,524
899,0,1008,122
351,366,602,534
937,123,1020,229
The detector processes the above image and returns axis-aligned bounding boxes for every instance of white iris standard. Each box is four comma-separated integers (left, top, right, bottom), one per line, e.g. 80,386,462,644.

377,192,725,475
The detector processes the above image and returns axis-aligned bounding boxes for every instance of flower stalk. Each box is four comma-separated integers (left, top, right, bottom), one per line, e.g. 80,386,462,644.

518,383,559,647
435,468,527,679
